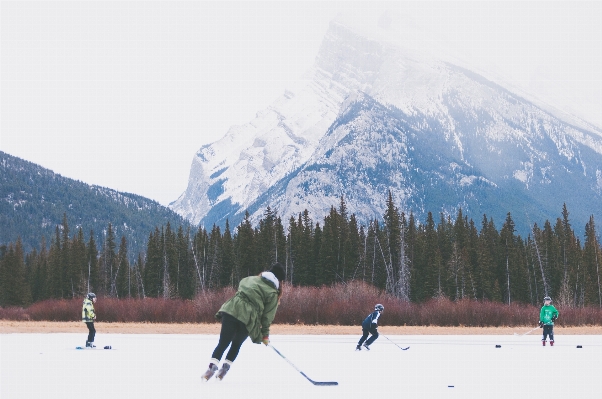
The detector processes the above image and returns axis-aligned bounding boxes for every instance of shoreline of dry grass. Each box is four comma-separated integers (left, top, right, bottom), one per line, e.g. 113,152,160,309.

1,320,601,335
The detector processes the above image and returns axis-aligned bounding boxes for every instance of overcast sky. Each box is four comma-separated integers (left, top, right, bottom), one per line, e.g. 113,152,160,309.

1,1,601,206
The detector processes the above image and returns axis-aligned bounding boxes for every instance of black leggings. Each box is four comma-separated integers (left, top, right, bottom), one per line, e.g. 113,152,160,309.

211,313,249,362
542,325,554,342
86,322,96,343
358,326,379,346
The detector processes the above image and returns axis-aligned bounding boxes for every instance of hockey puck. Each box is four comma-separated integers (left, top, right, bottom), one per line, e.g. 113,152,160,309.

576,345,582,348
448,386,454,388
104,346,112,350
495,345,501,348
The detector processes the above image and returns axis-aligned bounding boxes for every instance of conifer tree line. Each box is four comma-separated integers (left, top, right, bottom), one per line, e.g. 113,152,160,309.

1,194,602,309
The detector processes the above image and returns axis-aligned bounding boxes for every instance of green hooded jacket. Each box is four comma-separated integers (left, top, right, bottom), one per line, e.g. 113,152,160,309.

216,274,279,344
540,304,559,325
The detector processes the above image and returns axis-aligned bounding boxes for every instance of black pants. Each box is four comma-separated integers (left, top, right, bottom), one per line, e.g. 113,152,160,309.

358,325,379,346
211,313,249,362
542,325,554,342
86,322,96,343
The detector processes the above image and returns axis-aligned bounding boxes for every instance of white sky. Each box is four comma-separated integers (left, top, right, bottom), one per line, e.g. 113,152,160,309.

1,1,601,206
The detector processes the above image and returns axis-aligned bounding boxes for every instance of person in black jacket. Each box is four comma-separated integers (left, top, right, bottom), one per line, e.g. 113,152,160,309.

356,304,384,350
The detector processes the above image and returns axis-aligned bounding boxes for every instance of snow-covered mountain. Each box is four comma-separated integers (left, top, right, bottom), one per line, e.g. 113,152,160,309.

171,20,602,235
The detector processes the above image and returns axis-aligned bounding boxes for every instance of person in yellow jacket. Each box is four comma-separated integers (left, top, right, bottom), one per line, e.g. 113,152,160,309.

82,293,97,348
202,263,285,381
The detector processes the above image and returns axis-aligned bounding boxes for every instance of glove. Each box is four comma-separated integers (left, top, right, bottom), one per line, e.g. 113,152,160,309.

538,321,543,328
262,336,270,346
552,315,557,322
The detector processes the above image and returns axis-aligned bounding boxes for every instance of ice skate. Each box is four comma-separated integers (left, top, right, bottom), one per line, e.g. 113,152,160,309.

356,345,362,351
216,361,231,380
201,362,219,381
550,340,554,346
542,340,546,346
363,343,371,350
86,341,96,348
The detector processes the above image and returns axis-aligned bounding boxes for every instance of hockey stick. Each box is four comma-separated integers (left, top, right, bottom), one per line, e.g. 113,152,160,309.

383,335,410,350
514,326,540,336
269,345,338,386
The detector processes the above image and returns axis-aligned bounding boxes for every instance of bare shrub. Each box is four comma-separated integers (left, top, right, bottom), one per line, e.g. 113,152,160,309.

5,282,602,325
0,306,30,321
27,299,80,321
193,286,237,323
558,306,602,326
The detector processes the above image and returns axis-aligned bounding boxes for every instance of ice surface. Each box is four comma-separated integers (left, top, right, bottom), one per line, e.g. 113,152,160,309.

1,332,600,399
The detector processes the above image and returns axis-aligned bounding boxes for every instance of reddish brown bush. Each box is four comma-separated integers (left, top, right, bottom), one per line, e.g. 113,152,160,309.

5,283,602,326
27,299,81,321
0,306,30,321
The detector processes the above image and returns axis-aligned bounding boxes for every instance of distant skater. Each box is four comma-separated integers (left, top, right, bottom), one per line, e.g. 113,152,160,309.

82,292,97,348
356,304,384,351
201,263,285,381
539,296,559,346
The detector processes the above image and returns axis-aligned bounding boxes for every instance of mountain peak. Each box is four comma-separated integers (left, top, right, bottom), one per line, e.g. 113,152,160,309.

171,21,602,235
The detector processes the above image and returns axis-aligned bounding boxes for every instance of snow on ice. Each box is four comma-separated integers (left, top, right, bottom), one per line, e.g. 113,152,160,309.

1,332,600,399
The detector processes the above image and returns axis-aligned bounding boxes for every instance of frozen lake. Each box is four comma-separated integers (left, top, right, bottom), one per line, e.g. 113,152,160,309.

1,332,600,399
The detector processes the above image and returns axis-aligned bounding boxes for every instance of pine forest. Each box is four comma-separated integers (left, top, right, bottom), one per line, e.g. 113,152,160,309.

1,192,602,313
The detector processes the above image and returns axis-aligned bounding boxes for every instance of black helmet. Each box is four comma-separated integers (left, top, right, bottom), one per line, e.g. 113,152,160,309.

375,304,384,312
87,292,96,300
543,296,551,302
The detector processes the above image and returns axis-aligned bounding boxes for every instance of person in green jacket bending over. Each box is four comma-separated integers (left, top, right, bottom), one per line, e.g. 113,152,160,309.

82,293,97,348
539,296,559,346
202,263,286,381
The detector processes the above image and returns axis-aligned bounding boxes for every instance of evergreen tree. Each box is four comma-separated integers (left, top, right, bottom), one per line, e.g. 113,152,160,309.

143,228,162,297
0,238,32,306
477,216,500,301
320,206,341,286
176,226,196,299
86,230,99,295
313,222,323,286
583,216,602,307
411,212,441,301
26,241,49,303
70,227,87,298
206,224,221,289
99,223,117,296
219,220,235,287
115,236,130,298
133,252,146,298
499,213,528,304
236,212,256,279
287,214,301,285
465,219,480,300
347,214,362,282
192,227,209,291
60,213,72,297
289,210,314,286
383,191,401,296
47,226,63,298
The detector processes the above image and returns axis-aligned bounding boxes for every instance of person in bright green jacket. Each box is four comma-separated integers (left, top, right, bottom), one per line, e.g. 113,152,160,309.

539,296,559,346
202,263,285,381
82,293,97,348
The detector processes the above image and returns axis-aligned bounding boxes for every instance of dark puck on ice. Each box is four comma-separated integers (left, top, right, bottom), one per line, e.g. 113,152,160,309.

576,345,582,348
104,346,112,350
495,345,501,348
448,386,454,388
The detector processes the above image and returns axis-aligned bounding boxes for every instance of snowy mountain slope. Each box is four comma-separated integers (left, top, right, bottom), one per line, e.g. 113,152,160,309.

171,21,602,234
243,91,602,234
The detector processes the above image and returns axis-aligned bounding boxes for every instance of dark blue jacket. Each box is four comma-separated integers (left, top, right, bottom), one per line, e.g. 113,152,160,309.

361,310,381,330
